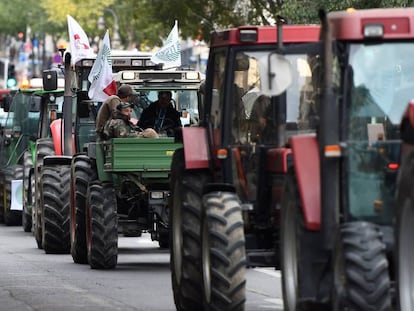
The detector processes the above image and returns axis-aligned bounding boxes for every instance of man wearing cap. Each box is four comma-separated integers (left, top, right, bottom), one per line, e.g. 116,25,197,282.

96,84,134,139
104,102,158,139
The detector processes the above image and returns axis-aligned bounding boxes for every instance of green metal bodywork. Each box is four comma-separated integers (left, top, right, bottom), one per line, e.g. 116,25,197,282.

96,137,182,182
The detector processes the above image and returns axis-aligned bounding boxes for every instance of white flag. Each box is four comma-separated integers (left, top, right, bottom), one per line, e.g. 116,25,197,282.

88,30,117,102
151,20,181,69
67,15,95,66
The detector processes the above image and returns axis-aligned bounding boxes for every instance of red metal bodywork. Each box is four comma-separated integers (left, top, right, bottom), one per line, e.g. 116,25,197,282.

267,147,292,174
210,25,320,47
182,127,209,169
290,134,320,231
328,8,414,40
50,119,75,156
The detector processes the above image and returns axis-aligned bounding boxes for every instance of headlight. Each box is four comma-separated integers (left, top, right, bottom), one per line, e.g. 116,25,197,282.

150,191,165,199
122,71,135,80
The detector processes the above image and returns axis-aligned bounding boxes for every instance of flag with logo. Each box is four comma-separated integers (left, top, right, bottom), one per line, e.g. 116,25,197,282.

88,30,117,101
151,20,181,69
67,15,95,66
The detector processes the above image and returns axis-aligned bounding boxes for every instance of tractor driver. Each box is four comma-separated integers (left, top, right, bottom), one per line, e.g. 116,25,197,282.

139,91,182,136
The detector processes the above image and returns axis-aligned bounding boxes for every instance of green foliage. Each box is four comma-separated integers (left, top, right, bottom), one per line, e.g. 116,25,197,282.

2,0,414,51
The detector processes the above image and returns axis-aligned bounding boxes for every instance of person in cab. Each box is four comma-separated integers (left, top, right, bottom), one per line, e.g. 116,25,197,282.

139,91,182,135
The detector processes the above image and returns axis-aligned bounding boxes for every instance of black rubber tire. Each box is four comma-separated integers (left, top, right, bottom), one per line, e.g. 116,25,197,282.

70,154,96,264
169,148,211,311
4,165,23,226
280,173,330,311
86,182,118,269
22,151,33,232
0,170,4,223
41,165,71,254
201,191,246,311
33,138,54,249
395,149,414,311
332,221,392,311
281,173,303,311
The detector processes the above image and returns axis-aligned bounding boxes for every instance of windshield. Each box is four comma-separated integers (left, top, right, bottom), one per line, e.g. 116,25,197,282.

131,89,200,126
224,50,319,146
346,42,414,224
350,43,414,125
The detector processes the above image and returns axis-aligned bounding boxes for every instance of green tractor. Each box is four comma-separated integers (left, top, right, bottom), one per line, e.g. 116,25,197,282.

79,137,182,268
0,82,64,228
26,50,168,260
70,69,203,267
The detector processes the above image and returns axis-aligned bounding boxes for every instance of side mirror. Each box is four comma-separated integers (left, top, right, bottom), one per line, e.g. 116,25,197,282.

259,52,293,96
43,70,58,91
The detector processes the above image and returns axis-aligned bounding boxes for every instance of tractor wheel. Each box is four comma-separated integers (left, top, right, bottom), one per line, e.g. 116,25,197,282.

33,138,54,249
201,191,246,311
0,170,4,223
280,173,330,311
280,173,304,311
86,182,118,269
4,165,23,226
332,221,392,311
41,165,71,254
22,151,33,232
70,154,96,264
395,149,414,311
169,148,211,311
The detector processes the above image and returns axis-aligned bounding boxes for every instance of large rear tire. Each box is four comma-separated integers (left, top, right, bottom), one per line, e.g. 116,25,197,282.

41,165,71,254
280,174,301,311
280,173,330,311
86,182,118,269
4,165,23,226
22,151,33,232
395,149,414,310
169,148,211,311
70,154,96,264
0,170,4,223
201,191,246,311
33,138,54,249
332,221,392,311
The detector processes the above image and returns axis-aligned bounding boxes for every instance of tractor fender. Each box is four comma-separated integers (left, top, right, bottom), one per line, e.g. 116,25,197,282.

290,134,321,231
266,147,292,173
50,119,76,156
182,127,209,169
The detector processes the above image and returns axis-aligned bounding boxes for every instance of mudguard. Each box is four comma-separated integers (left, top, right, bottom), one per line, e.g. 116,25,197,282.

50,119,76,156
290,134,321,231
182,127,209,169
267,147,292,174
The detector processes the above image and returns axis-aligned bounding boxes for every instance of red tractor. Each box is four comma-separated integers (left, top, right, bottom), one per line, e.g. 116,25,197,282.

169,22,320,310
280,8,414,310
395,102,414,309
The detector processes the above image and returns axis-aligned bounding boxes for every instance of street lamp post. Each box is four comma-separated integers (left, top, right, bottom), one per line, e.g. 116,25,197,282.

97,8,121,49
